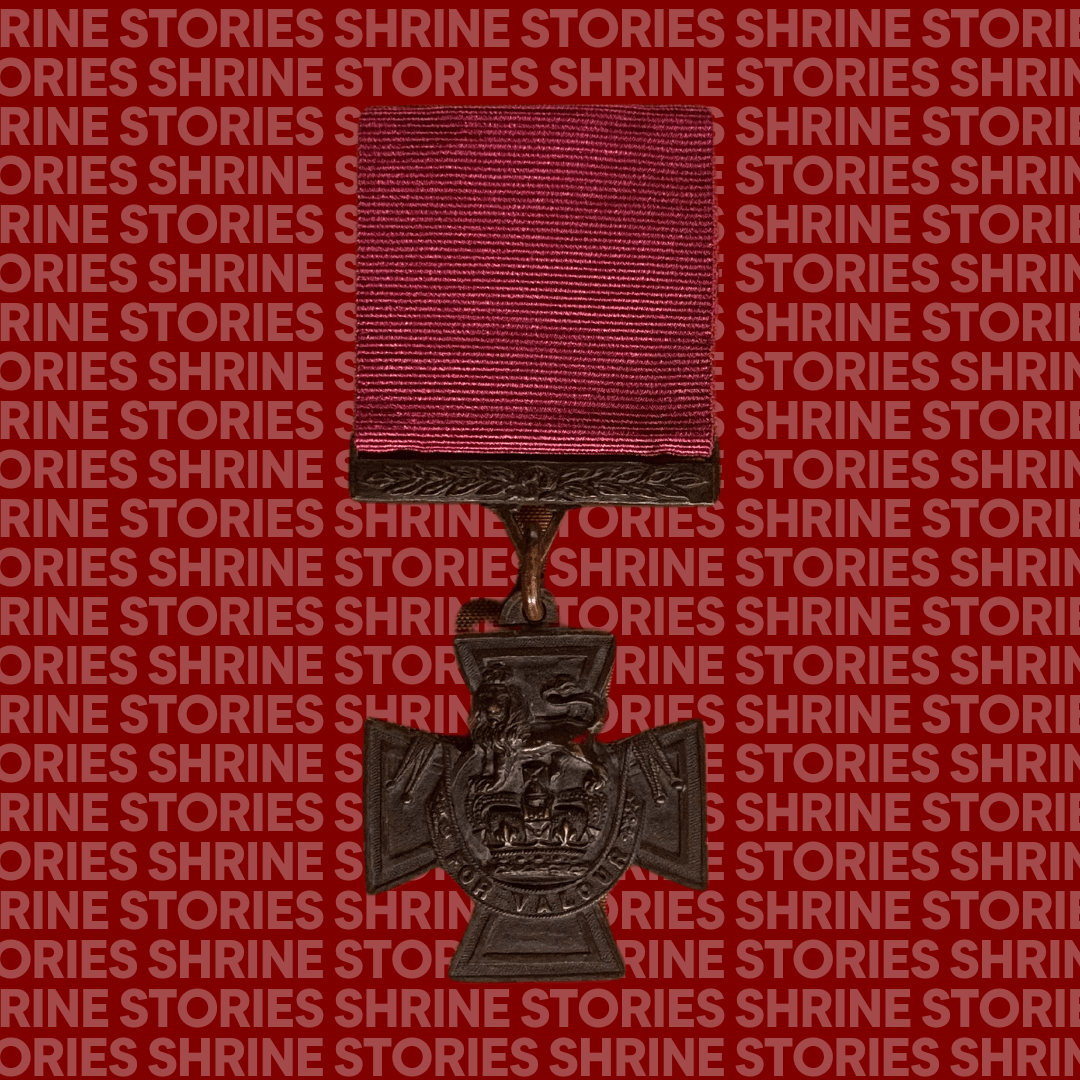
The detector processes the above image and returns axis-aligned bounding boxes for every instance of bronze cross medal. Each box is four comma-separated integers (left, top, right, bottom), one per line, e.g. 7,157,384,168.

351,105,718,982
364,632,706,981
360,507,710,982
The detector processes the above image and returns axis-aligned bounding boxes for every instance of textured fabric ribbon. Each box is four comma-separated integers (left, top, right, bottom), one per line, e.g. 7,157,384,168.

354,105,715,456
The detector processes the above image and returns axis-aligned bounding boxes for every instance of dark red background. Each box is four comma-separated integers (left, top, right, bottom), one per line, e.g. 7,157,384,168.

0,4,1074,1076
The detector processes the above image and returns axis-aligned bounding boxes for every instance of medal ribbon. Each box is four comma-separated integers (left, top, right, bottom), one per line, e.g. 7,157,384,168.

354,105,716,456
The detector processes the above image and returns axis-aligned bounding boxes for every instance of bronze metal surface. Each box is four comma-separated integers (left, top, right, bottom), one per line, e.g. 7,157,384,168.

364,629,707,981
